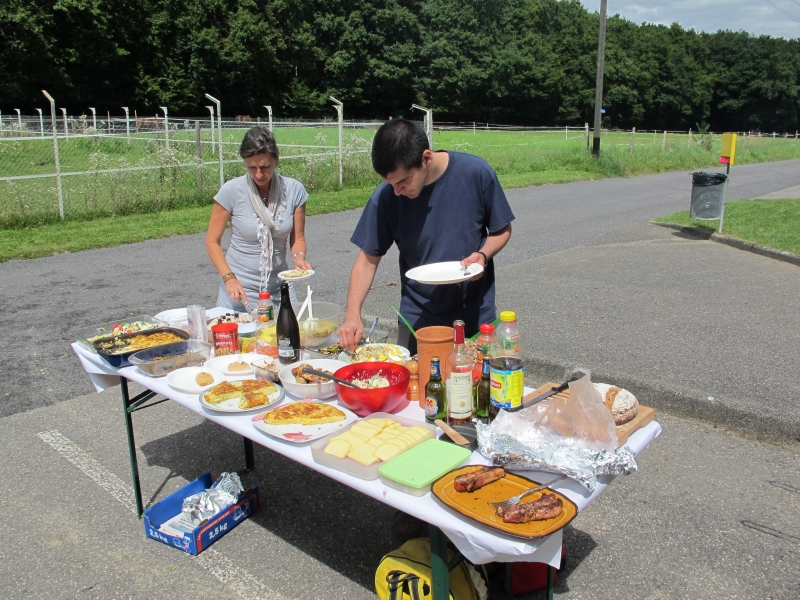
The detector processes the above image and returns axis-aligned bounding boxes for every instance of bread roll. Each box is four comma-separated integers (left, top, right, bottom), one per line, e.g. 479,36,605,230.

593,383,639,425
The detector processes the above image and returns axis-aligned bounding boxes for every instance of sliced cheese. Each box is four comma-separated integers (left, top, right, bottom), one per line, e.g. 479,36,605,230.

333,431,366,447
347,443,378,466
374,442,402,462
324,439,351,459
365,437,383,448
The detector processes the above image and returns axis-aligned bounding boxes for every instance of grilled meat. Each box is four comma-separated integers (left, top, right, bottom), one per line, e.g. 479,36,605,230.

454,466,506,493
496,492,563,523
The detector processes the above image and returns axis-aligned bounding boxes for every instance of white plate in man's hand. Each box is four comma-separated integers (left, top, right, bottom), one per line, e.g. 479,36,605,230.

405,261,483,285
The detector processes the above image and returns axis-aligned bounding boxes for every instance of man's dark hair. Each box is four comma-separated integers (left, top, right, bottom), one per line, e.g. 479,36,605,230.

239,126,279,159
371,119,429,177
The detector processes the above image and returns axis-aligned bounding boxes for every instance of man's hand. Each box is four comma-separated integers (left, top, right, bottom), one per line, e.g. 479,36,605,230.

339,315,364,353
460,252,486,281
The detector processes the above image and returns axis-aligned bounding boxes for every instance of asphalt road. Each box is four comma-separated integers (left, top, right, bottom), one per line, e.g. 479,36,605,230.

2,158,799,418
2,159,800,599
1,386,798,599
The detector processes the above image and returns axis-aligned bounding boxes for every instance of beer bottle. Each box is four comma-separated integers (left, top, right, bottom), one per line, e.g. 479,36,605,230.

475,356,491,423
424,357,446,424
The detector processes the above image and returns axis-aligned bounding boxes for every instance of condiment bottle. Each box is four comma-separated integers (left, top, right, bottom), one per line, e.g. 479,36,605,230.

476,323,497,361
446,320,474,426
424,357,446,424
276,282,300,365
255,291,278,356
405,359,420,403
489,311,525,421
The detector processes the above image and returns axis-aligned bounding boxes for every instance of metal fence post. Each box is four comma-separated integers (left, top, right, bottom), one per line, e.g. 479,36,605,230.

43,90,64,220
629,127,635,154
412,104,433,149
122,107,130,142
89,107,97,131
160,106,169,149
662,129,667,150
195,120,203,194
565,125,568,140
585,122,589,148
14,109,21,127
36,108,44,137
264,105,272,132
205,105,215,154
688,129,692,148
204,94,224,186
329,97,344,186
60,108,69,139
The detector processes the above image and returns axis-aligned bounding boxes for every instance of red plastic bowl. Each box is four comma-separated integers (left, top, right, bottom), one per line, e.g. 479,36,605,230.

333,362,410,416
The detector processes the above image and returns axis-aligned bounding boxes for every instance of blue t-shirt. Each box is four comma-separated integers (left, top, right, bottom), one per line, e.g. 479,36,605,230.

350,151,515,335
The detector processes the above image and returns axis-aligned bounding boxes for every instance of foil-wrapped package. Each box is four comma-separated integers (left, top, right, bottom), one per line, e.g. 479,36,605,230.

181,472,244,525
476,419,637,493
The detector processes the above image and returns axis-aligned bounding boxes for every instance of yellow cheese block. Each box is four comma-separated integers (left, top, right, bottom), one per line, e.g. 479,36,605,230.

347,443,378,466
323,439,352,459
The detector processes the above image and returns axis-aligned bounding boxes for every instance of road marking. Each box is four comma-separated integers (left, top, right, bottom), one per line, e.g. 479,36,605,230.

36,429,289,600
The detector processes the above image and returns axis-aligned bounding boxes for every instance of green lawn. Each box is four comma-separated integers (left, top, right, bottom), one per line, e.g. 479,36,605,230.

654,199,800,255
2,128,799,261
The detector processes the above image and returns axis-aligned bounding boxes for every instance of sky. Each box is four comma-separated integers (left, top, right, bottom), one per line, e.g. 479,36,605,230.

579,0,800,40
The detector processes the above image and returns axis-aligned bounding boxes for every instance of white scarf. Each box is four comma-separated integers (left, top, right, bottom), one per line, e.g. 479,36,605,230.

246,173,287,292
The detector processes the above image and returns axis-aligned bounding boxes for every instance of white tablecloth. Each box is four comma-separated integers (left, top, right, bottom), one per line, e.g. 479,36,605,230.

72,342,661,566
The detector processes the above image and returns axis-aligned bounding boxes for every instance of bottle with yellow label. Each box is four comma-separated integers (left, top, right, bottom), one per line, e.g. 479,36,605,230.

489,311,524,421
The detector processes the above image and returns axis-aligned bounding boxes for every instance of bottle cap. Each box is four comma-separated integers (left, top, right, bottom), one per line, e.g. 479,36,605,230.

258,292,270,299
431,356,440,362
452,320,465,344
499,311,516,322
479,323,495,334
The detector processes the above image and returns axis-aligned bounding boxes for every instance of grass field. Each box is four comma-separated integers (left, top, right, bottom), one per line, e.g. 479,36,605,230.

1,125,800,261
654,199,800,255
4,125,799,229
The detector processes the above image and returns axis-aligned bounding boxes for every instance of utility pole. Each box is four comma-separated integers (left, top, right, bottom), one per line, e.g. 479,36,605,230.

592,0,608,156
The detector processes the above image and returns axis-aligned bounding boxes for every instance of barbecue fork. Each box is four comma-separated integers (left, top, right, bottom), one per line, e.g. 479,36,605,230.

489,474,567,509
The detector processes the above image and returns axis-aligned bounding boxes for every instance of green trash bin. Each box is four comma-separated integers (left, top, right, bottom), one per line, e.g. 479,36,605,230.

690,171,727,219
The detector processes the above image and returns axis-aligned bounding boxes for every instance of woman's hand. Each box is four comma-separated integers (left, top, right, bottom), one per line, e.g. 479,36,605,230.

294,257,313,270
225,278,248,305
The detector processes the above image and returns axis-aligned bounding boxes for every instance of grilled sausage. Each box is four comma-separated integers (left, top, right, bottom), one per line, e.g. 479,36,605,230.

496,492,563,523
454,466,506,493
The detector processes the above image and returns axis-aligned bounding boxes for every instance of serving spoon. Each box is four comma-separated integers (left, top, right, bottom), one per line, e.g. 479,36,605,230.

301,367,360,388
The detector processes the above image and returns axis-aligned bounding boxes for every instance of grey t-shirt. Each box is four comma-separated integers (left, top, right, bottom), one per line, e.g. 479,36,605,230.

214,174,308,309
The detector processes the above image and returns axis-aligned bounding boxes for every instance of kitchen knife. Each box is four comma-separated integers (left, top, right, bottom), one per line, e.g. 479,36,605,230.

507,374,582,412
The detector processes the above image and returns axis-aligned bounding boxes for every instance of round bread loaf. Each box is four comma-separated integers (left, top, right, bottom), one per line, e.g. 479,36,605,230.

593,383,639,425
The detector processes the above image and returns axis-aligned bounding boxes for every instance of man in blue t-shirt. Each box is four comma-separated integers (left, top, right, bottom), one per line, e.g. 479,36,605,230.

339,119,515,354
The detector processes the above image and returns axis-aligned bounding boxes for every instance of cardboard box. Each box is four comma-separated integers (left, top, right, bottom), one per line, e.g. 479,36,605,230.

143,472,259,555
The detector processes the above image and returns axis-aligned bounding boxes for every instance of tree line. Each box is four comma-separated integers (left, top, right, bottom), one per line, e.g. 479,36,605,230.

2,0,799,131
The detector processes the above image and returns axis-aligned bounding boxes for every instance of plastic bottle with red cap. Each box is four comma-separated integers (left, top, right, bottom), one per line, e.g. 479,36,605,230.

255,292,277,356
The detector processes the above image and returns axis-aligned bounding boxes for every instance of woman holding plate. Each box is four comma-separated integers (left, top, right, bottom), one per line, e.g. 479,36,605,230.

206,126,313,310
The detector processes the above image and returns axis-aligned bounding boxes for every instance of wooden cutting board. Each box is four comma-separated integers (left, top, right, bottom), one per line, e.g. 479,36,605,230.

524,383,655,448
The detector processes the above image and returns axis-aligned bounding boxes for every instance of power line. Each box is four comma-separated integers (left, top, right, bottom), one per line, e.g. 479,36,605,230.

764,0,800,23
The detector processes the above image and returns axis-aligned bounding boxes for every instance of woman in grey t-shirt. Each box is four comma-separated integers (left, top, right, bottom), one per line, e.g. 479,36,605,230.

206,127,312,310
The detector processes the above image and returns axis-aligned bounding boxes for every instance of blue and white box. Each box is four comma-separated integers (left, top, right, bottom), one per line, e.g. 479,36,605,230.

143,472,259,555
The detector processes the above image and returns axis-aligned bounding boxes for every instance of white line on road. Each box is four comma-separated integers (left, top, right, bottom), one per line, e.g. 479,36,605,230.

36,429,289,600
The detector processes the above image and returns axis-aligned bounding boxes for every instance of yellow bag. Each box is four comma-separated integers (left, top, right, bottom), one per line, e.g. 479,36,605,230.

375,538,488,600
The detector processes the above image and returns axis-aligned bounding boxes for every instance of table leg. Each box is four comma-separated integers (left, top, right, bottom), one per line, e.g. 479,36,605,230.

547,564,555,600
429,525,450,600
120,378,144,518
243,437,255,471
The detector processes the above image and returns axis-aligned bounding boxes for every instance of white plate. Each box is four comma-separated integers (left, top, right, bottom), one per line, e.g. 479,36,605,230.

154,308,189,327
167,366,226,394
405,261,483,285
199,382,284,413
349,343,410,364
277,269,316,282
205,352,261,375
252,401,358,443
